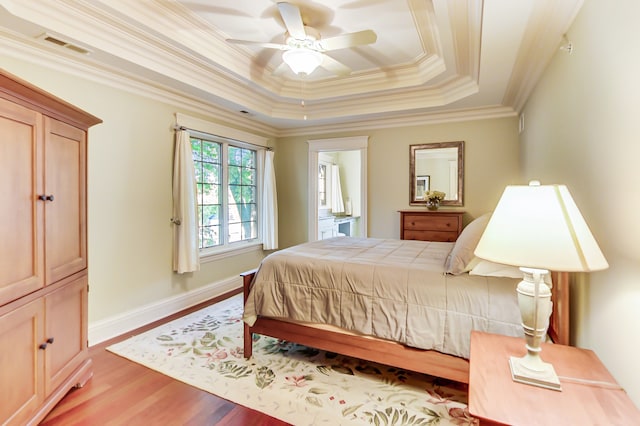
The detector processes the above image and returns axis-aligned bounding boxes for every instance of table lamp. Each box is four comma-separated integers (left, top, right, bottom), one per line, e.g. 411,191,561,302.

474,181,608,391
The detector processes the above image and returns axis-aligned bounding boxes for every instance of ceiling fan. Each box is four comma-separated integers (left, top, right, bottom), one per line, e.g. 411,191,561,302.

226,2,377,76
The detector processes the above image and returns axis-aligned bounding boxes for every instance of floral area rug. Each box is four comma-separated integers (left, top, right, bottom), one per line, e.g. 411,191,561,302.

107,294,477,425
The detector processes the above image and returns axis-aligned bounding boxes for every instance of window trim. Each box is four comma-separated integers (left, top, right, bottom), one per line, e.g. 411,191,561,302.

192,135,263,252
176,113,269,259
200,240,263,264
176,113,269,147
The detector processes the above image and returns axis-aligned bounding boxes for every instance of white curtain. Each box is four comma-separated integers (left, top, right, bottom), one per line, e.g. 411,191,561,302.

331,164,345,214
262,150,278,250
172,130,200,273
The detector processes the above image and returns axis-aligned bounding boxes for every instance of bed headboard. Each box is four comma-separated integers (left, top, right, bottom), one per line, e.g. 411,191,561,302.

549,271,570,345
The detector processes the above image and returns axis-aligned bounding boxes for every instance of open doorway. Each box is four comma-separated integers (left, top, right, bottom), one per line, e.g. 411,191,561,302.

307,136,368,241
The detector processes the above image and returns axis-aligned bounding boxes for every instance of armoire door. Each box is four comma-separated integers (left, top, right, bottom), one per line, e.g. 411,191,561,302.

44,274,88,395
43,117,87,285
0,97,45,306
0,299,45,425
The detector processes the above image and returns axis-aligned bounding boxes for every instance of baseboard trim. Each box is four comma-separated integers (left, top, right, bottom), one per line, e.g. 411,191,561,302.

88,276,241,346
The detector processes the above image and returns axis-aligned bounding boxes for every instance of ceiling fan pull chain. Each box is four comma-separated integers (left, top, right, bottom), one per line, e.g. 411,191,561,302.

301,77,307,120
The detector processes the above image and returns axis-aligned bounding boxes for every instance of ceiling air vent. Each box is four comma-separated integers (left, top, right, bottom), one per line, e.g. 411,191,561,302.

39,33,91,55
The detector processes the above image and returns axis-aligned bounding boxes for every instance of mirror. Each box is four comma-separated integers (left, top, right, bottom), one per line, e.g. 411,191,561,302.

410,141,464,206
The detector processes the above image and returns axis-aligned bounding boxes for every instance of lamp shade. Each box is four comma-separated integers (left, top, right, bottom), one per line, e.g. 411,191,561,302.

282,48,322,75
474,182,608,272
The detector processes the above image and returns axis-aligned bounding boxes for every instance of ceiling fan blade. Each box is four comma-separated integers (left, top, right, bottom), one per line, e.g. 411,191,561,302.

317,30,377,51
226,39,288,50
277,2,306,40
320,54,352,76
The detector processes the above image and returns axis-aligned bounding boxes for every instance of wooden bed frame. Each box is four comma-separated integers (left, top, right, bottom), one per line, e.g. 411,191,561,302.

241,270,570,384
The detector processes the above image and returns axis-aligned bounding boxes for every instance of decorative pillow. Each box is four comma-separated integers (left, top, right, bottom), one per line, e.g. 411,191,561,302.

445,212,492,275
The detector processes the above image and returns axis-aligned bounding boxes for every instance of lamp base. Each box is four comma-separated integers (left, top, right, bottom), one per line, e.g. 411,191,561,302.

510,355,562,391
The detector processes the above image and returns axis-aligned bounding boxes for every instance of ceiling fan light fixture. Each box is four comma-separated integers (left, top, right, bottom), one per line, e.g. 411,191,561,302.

283,48,322,75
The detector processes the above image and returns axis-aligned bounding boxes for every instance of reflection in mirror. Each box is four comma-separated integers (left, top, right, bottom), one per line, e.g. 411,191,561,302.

410,141,464,206
318,163,327,207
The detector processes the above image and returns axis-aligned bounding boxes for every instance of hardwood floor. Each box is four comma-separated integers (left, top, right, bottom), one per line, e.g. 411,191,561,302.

41,289,289,426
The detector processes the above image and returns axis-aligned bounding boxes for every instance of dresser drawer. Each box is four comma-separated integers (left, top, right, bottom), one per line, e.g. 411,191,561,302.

403,214,459,232
399,210,464,242
403,230,458,242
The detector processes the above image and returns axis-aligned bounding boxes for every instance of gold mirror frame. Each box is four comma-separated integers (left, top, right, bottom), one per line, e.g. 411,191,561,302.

409,141,464,206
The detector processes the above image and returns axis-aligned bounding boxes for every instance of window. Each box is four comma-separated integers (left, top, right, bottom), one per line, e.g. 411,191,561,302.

191,135,259,251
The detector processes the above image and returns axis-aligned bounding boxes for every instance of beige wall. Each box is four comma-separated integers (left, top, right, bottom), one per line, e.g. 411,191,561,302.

275,117,521,248
1,56,266,324
12,7,637,405
520,0,640,405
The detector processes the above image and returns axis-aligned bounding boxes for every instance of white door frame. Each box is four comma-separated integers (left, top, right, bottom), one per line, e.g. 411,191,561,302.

307,136,368,241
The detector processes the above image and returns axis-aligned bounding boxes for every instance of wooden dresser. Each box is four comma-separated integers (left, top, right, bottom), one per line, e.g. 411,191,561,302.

0,69,102,425
399,210,464,242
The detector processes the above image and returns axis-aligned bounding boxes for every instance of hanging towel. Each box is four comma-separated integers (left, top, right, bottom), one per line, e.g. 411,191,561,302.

331,164,345,214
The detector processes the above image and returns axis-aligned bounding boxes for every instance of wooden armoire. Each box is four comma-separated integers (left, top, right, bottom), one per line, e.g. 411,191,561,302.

0,69,102,425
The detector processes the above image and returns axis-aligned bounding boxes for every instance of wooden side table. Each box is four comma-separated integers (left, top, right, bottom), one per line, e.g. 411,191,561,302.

468,331,640,425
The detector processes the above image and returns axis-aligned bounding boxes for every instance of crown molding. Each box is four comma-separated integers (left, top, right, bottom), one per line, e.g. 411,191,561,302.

276,53,448,101
0,0,518,141
502,0,584,112
269,75,479,123
0,0,583,131
275,105,517,138
0,26,278,137
0,0,279,115
0,0,488,124
0,27,512,139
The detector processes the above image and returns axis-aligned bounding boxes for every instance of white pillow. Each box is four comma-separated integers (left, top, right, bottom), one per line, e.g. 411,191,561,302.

469,259,523,279
445,213,492,275
470,260,553,285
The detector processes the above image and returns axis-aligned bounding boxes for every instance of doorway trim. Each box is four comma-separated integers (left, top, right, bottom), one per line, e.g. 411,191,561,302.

307,136,368,241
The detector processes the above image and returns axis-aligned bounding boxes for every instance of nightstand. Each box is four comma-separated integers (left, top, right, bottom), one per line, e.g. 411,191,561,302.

468,331,640,425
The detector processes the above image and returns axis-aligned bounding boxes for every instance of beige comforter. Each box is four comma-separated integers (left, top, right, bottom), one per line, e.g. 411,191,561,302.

243,237,523,359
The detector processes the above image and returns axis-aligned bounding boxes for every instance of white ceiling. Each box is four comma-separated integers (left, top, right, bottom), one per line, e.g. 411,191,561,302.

0,0,583,136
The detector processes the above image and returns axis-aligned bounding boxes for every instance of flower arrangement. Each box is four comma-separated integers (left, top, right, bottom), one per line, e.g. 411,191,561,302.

424,190,446,202
424,190,445,210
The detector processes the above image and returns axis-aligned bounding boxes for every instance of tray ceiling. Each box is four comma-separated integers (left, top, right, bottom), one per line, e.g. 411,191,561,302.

0,0,583,136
